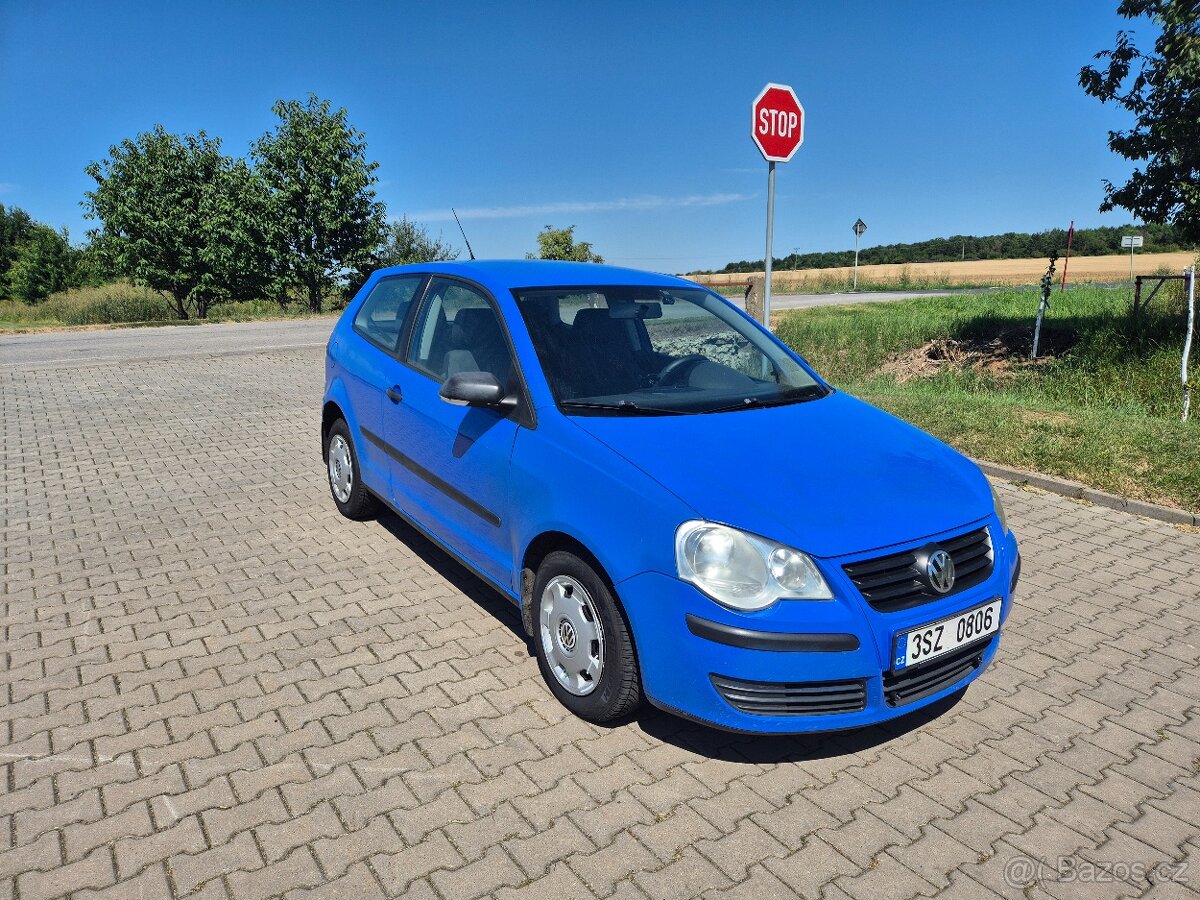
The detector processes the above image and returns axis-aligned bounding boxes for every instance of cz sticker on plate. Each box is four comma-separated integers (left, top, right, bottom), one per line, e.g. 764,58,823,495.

892,598,1001,671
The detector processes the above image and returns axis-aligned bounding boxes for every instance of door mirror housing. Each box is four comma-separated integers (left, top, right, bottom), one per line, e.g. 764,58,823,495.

439,371,513,409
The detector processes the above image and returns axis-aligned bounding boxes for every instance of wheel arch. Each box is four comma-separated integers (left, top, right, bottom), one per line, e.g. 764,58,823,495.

321,399,345,449
519,531,634,652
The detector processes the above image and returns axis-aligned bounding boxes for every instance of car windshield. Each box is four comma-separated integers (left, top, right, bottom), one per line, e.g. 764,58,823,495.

514,286,828,415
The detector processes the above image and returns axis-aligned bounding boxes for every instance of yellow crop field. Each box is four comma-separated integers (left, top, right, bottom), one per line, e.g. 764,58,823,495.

691,251,1196,289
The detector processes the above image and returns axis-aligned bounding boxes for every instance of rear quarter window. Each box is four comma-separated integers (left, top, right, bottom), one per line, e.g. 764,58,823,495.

353,276,424,351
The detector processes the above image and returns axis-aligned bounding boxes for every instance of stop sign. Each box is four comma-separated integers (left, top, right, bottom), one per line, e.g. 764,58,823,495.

751,83,805,163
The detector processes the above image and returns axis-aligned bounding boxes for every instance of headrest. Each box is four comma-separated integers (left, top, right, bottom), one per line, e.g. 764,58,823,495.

572,307,621,334
453,307,501,345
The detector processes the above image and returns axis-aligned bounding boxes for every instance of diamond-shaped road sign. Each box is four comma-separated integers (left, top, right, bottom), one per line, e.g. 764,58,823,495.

854,218,867,237
751,83,805,163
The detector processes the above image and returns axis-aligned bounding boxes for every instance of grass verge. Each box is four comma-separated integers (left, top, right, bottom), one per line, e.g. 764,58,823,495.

773,284,1199,512
0,284,338,332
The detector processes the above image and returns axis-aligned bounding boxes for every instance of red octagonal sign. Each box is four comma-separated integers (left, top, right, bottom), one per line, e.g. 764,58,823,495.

752,83,805,163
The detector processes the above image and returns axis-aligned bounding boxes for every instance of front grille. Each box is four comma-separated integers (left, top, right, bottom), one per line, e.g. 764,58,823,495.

711,673,867,716
843,527,993,613
883,638,991,707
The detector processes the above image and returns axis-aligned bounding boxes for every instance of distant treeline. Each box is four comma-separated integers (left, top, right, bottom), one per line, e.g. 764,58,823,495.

706,224,1193,274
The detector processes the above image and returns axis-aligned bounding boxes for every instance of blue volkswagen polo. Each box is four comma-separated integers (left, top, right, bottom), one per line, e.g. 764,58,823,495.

322,260,1019,733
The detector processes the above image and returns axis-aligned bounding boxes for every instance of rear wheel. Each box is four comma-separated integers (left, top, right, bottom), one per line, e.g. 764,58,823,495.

324,418,379,520
533,551,641,722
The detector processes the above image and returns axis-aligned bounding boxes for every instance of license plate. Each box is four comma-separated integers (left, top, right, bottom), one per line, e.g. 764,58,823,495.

892,599,1001,671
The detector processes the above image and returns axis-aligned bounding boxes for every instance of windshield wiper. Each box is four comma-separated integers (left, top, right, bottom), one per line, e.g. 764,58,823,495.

560,400,686,416
701,385,828,414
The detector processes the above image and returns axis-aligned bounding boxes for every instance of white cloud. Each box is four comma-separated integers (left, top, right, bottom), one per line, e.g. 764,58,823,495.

412,192,754,222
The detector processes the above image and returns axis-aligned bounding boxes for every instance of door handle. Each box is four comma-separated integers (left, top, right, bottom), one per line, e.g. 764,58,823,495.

386,385,403,403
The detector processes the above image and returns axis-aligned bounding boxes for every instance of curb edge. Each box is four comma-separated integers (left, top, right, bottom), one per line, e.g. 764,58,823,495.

977,460,1199,528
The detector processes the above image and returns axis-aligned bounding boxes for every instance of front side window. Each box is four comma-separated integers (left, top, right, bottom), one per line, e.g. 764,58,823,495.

407,278,514,385
515,286,826,415
352,275,424,351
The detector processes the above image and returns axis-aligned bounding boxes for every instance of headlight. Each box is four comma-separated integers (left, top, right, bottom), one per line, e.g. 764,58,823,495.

989,482,1009,533
675,520,832,611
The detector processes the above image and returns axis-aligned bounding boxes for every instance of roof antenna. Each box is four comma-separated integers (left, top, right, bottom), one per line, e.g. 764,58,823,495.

451,208,475,260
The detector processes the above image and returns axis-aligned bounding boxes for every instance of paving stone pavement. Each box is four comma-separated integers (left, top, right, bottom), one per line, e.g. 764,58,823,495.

2,343,1199,900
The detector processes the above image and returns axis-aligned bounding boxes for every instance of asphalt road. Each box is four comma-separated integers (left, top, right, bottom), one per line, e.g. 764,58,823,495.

0,319,336,369
727,288,987,312
0,289,987,369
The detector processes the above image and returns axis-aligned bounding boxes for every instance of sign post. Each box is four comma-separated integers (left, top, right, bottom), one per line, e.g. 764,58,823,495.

1121,234,1143,282
751,83,805,329
852,219,867,290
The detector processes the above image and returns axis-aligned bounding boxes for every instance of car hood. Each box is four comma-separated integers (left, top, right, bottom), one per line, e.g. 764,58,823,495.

568,391,992,559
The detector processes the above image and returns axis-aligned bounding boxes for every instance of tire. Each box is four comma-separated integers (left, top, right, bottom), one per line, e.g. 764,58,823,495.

324,418,380,521
533,551,642,723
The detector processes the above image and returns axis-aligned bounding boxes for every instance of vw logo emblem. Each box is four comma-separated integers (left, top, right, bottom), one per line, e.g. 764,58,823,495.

926,549,956,593
557,619,577,652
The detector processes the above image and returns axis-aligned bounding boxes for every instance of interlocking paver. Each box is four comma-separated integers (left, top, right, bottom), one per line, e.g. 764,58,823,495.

371,829,464,894
114,814,206,879
309,814,399,876
17,847,115,900
3,340,1199,899
567,830,660,896
169,831,263,895
226,847,324,900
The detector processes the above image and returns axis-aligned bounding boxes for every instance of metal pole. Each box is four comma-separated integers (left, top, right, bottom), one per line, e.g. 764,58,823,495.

1183,267,1195,423
853,232,860,291
1032,289,1047,360
1130,243,1135,283
763,160,775,330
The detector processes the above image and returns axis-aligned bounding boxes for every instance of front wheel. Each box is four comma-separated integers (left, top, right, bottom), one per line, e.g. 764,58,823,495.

324,418,379,521
533,551,642,723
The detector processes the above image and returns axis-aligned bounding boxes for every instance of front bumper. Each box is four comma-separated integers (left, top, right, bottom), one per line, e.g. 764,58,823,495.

616,521,1019,734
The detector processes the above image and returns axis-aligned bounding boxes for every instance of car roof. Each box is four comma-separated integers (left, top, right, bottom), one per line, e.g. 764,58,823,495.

370,259,697,290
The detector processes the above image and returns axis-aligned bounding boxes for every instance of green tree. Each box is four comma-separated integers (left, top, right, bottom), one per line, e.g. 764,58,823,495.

378,216,460,266
4,224,78,302
1080,0,1200,244
0,203,36,280
72,237,118,288
84,126,272,319
527,225,604,262
252,95,387,313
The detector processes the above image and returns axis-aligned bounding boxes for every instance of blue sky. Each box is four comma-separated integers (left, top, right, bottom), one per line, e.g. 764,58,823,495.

1,1,1146,272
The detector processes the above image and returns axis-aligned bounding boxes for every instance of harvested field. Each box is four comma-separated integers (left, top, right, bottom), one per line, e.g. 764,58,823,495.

692,250,1196,289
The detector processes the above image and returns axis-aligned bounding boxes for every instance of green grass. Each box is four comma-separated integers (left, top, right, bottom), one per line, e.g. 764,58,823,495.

773,284,1200,512
0,283,336,331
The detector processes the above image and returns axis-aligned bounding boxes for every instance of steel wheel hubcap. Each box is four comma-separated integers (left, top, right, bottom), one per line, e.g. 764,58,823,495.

328,435,353,503
539,575,604,696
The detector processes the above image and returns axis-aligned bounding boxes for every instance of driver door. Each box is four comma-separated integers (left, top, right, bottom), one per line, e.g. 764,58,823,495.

383,277,521,587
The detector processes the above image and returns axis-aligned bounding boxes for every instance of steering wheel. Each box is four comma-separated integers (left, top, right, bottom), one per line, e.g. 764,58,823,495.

655,354,708,387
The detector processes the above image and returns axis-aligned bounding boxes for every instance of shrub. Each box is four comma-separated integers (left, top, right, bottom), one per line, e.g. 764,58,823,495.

42,282,177,325
206,298,281,320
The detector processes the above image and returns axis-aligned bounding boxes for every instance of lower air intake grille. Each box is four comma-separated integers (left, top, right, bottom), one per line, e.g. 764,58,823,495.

711,673,867,716
883,639,991,707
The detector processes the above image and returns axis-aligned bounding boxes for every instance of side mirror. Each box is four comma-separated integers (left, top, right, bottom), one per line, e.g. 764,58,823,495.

439,371,512,409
